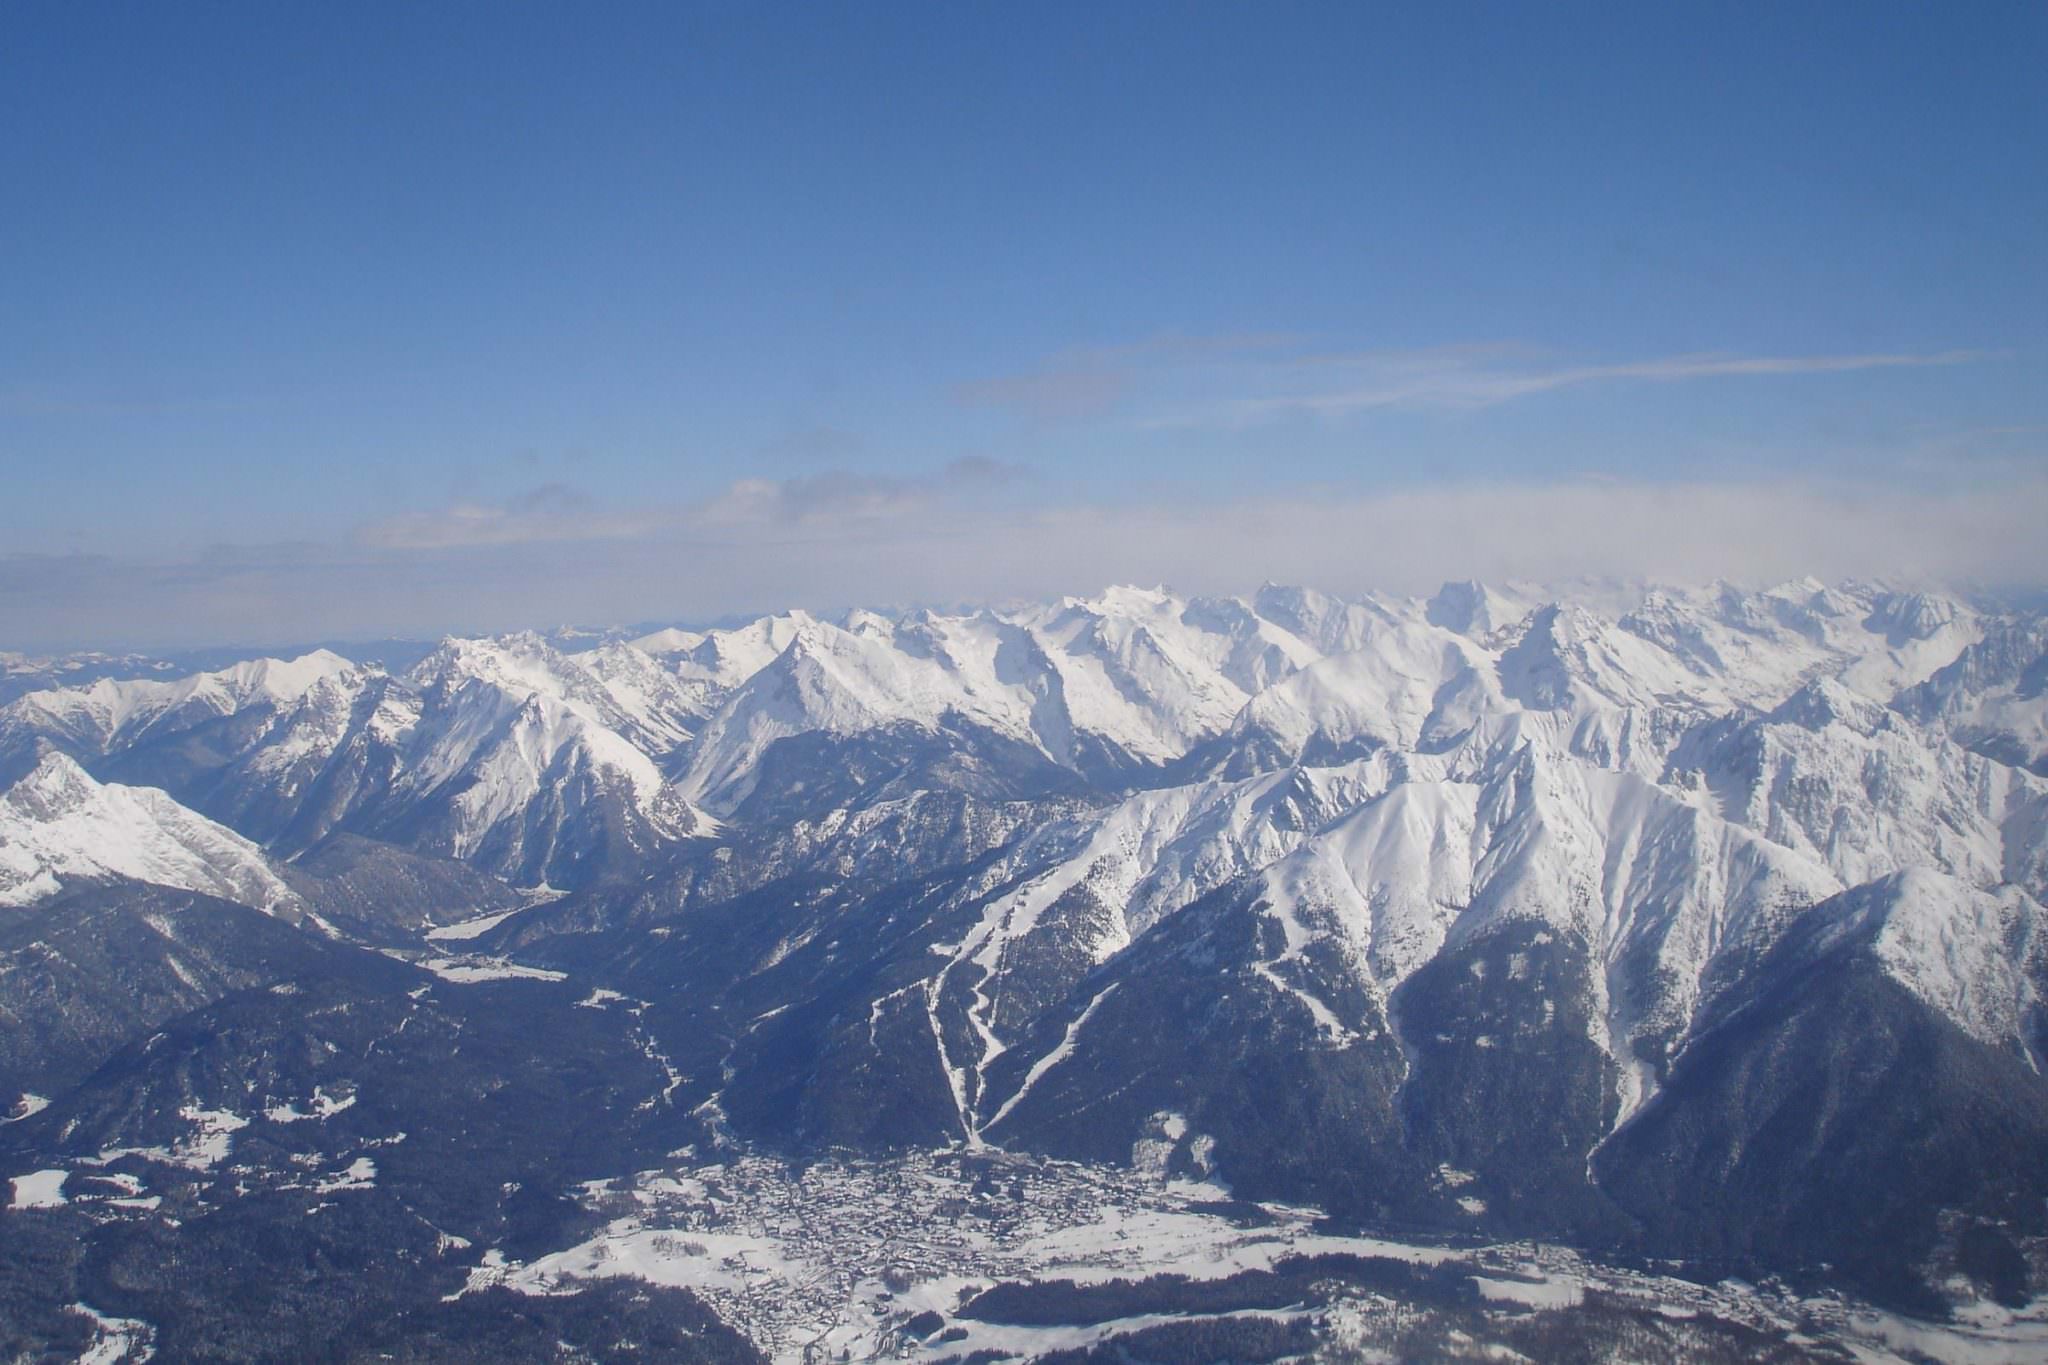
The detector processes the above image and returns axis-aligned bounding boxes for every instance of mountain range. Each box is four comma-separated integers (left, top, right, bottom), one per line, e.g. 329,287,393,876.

5,576,2048,1358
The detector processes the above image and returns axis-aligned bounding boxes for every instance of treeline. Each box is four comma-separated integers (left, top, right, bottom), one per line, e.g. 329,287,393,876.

1030,1315,1315,1364
960,1252,1474,1327
0,1194,764,1364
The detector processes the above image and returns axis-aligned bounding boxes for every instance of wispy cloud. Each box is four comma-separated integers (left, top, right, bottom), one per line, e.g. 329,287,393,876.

353,459,1036,553
1144,346,1986,427
956,336,1983,429
698,457,1032,527
355,482,658,551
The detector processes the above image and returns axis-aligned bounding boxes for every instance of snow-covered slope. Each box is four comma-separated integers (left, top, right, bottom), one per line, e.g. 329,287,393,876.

267,636,720,885
1217,620,1498,769
384,675,709,884
933,758,1407,1025
698,572,2048,1146
1668,677,2048,900
666,579,2014,819
1615,580,1981,708
1253,722,1845,1110
679,586,1381,811
205,668,420,851
1798,867,2047,1054
1,634,718,888
1896,618,2048,774
412,633,702,756
0,749,302,914
633,611,817,715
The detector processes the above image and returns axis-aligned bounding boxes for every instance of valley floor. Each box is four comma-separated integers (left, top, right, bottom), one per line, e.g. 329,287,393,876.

463,1144,2048,1364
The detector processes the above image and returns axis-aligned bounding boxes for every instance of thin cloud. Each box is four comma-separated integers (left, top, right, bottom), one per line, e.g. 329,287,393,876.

354,461,1038,552
952,336,1985,430
355,482,657,550
692,458,1035,527
9,472,2045,651
1147,348,1986,427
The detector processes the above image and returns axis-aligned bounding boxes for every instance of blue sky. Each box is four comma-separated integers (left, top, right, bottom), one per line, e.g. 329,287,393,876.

3,3,2045,646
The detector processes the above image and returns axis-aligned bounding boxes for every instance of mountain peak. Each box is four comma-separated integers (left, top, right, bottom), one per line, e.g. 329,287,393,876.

1767,675,1891,735
1865,590,1967,647
1425,579,1532,639
0,749,301,912
1,743,100,815
1088,584,1176,615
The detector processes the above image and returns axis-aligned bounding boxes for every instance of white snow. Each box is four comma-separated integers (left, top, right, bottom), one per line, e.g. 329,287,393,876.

6,578,2043,1180
739,578,2048,1140
676,587,1383,811
9,1168,68,1208
411,955,568,984
263,1088,356,1123
3,1092,50,1124
424,907,526,941
173,1108,248,1168
312,1156,377,1192
0,751,302,913
983,983,1119,1131
0,650,354,759
68,1302,156,1365
1473,1272,1584,1308
88,1107,248,1171
1806,869,2047,1051
389,643,714,878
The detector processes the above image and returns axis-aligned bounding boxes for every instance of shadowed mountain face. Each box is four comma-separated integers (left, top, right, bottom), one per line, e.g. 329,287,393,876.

4,579,2048,1351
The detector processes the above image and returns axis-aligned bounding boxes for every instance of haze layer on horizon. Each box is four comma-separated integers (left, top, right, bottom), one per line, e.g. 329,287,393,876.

4,4,2044,649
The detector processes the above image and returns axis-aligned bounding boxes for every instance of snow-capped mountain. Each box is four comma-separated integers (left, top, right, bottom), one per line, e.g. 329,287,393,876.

411,633,705,756
378,653,711,885
670,588,1339,816
1797,867,2047,1053
8,575,2048,1331
634,610,815,699
0,650,355,764
0,748,302,914
1897,616,2048,774
0,634,715,888
1668,676,2048,897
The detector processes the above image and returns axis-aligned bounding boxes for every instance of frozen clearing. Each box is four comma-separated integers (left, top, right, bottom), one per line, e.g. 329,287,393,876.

311,1156,377,1193
264,1087,356,1123
417,956,566,984
70,1302,155,1365
10,1168,68,1208
1846,1303,2048,1365
425,907,526,942
1474,1272,1585,1309
2,1092,50,1124
86,1106,248,1171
